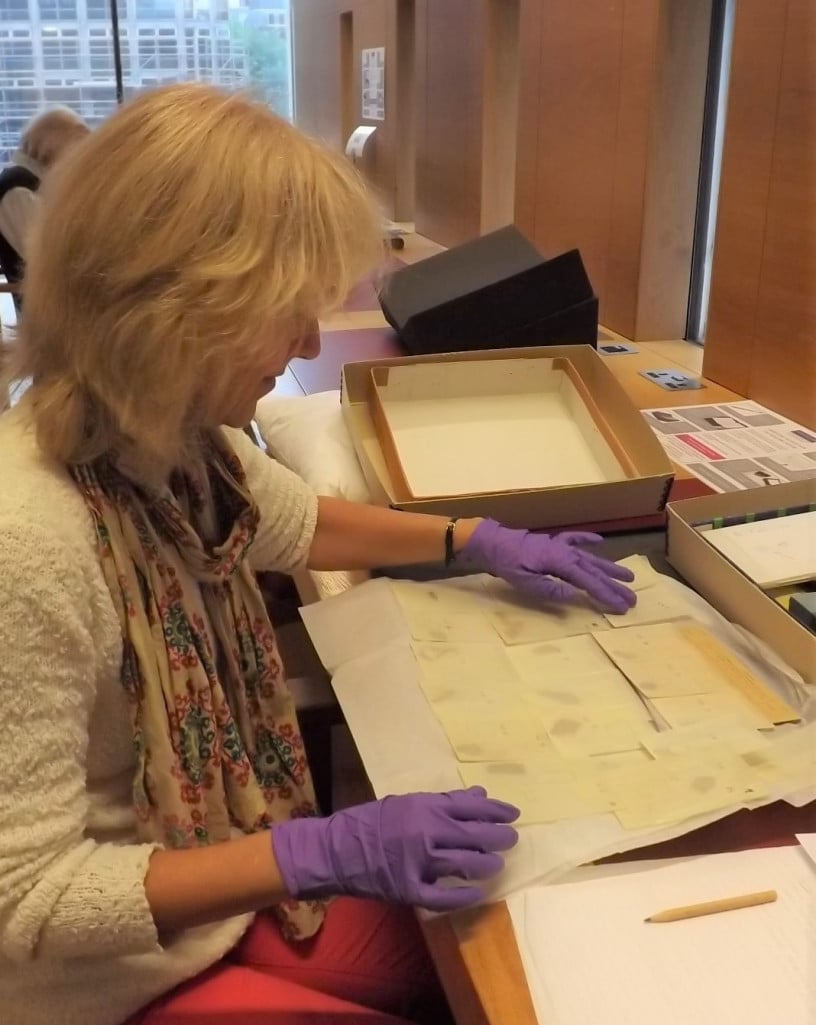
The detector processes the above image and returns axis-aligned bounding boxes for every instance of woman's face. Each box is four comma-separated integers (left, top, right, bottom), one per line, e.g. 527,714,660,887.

219,317,321,427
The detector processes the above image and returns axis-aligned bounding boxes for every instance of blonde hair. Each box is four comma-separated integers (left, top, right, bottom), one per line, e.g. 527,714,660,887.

14,84,384,466
20,107,90,169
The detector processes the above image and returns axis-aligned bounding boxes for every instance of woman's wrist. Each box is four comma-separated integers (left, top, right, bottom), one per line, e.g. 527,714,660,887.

144,830,291,933
450,517,484,554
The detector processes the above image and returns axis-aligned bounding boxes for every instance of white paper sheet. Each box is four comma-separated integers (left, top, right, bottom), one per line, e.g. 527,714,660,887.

701,510,816,588
506,846,816,1025
796,833,816,868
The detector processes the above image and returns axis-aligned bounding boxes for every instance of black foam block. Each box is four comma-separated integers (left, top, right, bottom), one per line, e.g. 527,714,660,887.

378,225,598,355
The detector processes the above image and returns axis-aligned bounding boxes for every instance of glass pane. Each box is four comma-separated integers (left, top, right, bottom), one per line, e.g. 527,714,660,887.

123,1,293,119
88,29,131,79
0,1,30,20
0,1,294,166
86,0,126,19
38,0,79,19
41,30,81,72
135,0,176,18
0,17,117,165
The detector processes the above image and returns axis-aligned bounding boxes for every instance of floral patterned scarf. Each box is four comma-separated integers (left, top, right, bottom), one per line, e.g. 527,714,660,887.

71,431,325,942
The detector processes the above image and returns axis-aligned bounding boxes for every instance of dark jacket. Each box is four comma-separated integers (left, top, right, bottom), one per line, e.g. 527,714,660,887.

0,163,40,296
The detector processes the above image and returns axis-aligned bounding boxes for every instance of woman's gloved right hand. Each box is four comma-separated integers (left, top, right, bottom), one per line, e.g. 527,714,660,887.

271,787,520,912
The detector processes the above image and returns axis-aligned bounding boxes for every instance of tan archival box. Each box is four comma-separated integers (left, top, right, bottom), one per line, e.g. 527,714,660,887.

341,345,674,529
667,480,816,688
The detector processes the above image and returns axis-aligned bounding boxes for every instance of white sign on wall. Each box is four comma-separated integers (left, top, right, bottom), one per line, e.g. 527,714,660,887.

361,46,385,121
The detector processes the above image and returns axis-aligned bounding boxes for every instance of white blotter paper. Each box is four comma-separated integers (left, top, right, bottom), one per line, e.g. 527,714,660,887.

796,833,816,868
301,574,816,902
300,573,815,902
506,846,816,1025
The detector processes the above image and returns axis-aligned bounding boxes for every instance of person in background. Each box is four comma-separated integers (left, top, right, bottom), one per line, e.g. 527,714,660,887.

0,84,635,1025
0,107,90,304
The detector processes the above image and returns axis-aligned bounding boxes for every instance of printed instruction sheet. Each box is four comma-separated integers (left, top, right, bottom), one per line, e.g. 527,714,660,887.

641,399,816,492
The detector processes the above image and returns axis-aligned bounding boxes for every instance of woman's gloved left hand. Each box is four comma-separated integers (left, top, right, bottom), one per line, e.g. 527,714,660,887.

457,519,636,614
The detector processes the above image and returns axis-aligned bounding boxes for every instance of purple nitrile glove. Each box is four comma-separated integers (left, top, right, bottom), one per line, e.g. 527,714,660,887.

270,787,520,913
458,519,637,614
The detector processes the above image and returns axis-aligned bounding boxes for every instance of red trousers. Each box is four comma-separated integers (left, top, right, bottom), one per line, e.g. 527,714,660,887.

134,898,452,1025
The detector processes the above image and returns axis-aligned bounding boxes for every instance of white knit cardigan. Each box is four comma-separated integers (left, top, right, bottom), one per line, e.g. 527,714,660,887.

0,402,319,1025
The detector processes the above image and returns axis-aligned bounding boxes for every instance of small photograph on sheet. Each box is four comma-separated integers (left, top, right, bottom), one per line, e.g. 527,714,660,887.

690,457,801,490
724,402,799,427
688,454,816,491
669,405,751,433
755,452,816,480
685,461,756,493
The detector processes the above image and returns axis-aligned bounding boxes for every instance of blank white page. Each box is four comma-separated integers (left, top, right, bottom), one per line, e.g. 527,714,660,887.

509,845,816,1025
702,510,816,588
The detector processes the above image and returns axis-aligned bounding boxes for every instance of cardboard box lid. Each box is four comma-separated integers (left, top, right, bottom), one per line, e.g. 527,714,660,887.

341,345,674,529
668,478,816,526
667,480,816,687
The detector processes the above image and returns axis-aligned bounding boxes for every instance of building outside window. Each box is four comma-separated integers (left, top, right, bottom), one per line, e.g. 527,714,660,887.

39,0,79,19
0,0,293,164
0,1,30,21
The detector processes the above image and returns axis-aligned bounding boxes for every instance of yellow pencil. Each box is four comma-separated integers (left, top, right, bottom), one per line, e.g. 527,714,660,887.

644,889,777,923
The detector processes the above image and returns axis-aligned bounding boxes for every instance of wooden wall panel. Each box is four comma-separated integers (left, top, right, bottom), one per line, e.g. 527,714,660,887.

704,0,816,427
514,0,712,340
413,0,486,246
702,3,787,397
636,0,713,339
292,0,406,220
528,1,629,293
414,0,520,244
513,0,543,241
350,0,392,209
601,0,658,336
749,0,816,426
292,0,343,149
391,0,416,221
480,0,520,234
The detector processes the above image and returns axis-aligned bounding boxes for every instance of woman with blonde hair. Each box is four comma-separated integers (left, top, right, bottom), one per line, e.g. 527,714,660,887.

0,107,90,299
0,84,634,1025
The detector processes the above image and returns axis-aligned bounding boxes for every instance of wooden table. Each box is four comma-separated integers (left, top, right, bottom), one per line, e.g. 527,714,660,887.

423,903,539,1025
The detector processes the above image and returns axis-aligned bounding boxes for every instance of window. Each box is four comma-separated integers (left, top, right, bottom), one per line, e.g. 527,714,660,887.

195,31,213,74
41,28,81,73
135,0,176,18
89,27,131,78
0,1,294,166
0,33,34,82
138,27,179,72
86,0,126,19
38,0,78,19
0,1,29,21
214,26,245,85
